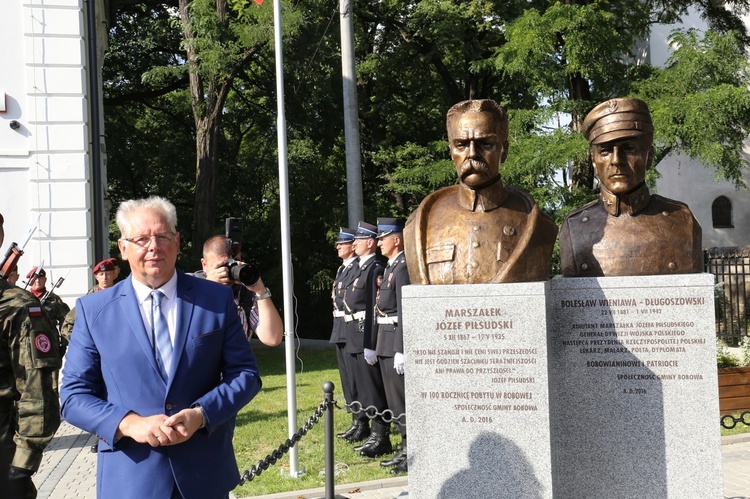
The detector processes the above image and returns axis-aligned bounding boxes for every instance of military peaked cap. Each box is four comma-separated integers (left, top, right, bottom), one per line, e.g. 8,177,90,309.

354,221,378,239
583,98,654,145
376,218,405,238
336,227,356,244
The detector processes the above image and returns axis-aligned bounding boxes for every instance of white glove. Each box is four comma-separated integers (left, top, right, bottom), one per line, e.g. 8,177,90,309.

394,352,405,375
364,348,378,365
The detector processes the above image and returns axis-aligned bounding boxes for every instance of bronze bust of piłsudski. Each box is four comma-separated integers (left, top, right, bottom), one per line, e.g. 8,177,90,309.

403,99,558,284
559,97,702,277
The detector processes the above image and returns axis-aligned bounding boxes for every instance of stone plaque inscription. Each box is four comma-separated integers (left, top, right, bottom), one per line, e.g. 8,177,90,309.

403,282,553,499
548,274,722,499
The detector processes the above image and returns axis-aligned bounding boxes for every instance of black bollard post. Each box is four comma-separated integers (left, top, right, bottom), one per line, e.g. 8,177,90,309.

323,381,335,499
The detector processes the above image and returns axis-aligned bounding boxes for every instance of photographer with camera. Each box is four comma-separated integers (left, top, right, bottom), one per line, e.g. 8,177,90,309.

195,234,283,347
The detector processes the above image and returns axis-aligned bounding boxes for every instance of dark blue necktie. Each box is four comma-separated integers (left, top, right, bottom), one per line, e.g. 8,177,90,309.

151,290,172,380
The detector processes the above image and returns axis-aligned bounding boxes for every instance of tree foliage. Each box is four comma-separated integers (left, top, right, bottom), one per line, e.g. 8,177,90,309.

102,0,750,336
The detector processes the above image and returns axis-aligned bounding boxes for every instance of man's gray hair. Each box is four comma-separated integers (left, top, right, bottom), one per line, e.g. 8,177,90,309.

116,196,178,237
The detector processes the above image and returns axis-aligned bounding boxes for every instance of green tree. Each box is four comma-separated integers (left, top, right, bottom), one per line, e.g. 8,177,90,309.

374,0,750,224
101,0,750,335
494,0,750,194
635,29,750,187
178,0,305,258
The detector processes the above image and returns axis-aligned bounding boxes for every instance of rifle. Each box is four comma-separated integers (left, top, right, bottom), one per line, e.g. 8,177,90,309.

41,269,70,305
0,216,39,280
0,243,23,280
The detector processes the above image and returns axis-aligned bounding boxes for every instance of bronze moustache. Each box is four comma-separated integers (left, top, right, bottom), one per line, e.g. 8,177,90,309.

459,159,490,179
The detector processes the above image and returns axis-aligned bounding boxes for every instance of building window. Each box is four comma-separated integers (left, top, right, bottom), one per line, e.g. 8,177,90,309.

712,196,733,228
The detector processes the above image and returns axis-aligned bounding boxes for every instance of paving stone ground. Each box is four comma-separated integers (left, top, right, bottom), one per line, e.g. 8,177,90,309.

34,420,748,499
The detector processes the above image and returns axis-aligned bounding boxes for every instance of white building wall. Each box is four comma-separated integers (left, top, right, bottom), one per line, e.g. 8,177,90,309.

648,9,750,249
0,0,107,306
654,155,750,247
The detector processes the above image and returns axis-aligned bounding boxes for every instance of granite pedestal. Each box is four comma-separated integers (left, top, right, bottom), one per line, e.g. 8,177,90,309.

402,283,552,499
548,274,723,498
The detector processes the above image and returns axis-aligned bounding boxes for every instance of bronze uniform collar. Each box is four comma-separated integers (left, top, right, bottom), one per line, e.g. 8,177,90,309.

457,177,509,212
599,183,650,217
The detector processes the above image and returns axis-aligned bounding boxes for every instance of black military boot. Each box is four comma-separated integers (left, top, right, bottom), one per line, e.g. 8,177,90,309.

359,421,393,458
337,415,359,439
353,431,376,451
345,420,370,444
380,437,406,467
390,457,408,474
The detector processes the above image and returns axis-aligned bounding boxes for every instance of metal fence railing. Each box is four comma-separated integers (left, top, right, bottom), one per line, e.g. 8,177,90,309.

705,246,750,345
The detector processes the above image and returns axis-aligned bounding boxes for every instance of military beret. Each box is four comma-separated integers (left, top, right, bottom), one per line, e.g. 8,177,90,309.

353,221,378,239
106,257,120,268
26,267,46,278
93,259,115,273
582,98,654,145
376,218,405,238
336,227,356,244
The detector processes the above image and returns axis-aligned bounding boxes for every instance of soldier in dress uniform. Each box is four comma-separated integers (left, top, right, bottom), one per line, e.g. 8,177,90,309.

559,98,702,276
330,227,366,441
343,221,391,456
372,218,409,473
0,213,62,498
26,267,70,333
404,99,558,284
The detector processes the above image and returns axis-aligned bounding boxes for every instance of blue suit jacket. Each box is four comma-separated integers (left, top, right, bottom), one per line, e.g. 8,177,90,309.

60,271,262,499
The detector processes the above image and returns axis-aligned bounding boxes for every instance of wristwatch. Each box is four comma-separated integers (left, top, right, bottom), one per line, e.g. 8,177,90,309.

192,404,208,429
257,287,272,300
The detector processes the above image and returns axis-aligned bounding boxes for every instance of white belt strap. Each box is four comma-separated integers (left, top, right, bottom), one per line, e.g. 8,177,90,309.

377,316,398,325
344,310,366,322
333,310,346,318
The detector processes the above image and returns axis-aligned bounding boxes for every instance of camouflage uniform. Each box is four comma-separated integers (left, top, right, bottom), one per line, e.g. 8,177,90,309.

0,279,61,494
59,286,98,355
60,308,76,356
40,292,69,330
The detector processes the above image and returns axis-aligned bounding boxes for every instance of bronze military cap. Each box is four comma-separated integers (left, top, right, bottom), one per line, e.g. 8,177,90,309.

582,98,654,145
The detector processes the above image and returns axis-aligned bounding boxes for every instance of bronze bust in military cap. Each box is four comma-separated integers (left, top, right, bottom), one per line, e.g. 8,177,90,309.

559,97,702,277
403,99,558,284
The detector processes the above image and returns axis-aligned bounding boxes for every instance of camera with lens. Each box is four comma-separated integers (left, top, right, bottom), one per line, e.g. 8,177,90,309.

225,259,259,287
224,217,260,287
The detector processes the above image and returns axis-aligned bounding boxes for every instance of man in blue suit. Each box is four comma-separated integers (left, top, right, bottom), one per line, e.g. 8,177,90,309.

61,196,262,499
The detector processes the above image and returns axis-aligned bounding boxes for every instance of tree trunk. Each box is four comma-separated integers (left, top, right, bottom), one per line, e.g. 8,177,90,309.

568,72,594,190
193,111,223,258
178,0,257,259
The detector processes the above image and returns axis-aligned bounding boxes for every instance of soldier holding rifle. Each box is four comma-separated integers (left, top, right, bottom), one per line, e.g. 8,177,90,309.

0,213,62,498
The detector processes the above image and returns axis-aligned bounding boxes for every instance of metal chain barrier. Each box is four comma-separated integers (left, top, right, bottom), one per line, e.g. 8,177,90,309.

238,397,333,485
237,384,405,490
721,411,750,429
335,399,406,426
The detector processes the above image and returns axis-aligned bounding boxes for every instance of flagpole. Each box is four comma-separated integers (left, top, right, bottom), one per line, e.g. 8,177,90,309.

272,0,301,477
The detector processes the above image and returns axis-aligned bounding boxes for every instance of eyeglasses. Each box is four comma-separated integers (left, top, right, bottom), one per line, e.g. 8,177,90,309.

123,232,177,248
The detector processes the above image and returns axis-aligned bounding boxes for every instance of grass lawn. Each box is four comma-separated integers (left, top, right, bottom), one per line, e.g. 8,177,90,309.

232,344,406,497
